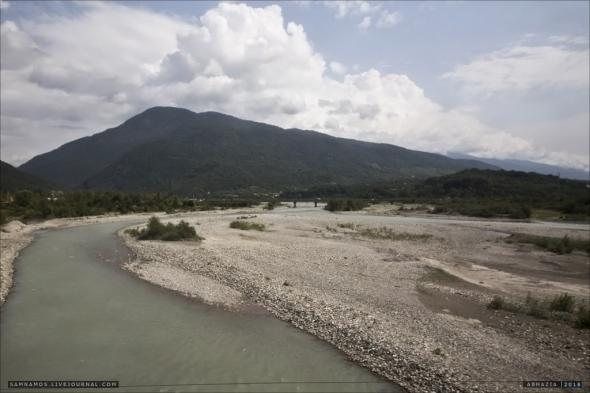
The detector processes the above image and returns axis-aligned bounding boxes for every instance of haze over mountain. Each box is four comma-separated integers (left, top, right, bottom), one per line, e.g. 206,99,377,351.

19,107,494,195
447,152,589,181
0,160,53,191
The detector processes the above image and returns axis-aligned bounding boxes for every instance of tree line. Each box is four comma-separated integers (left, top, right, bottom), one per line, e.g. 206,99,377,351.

0,190,256,225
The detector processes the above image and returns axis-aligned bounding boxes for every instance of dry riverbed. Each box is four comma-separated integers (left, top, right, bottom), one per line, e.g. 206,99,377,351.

119,207,590,393
2,207,588,392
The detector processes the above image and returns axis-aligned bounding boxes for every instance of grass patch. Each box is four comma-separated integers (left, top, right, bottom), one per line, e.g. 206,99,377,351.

229,220,266,231
326,223,433,242
357,226,432,241
506,233,590,254
549,293,575,312
486,292,589,328
126,216,202,241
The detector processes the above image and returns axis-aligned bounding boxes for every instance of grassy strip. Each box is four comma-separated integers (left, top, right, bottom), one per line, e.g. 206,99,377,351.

357,226,432,241
487,292,590,329
229,220,266,231
126,216,202,241
506,233,590,254
326,223,432,241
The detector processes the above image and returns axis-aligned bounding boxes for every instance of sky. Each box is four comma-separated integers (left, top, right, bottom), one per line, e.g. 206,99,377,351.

1,0,589,171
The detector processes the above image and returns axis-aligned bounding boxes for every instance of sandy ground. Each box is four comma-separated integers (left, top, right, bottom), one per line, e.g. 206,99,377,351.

0,212,162,305
119,205,590,393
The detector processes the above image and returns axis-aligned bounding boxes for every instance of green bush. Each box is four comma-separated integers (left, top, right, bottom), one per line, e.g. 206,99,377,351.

229,220,265,231
487,296,504,310
549,293,575,313
127,217,202,241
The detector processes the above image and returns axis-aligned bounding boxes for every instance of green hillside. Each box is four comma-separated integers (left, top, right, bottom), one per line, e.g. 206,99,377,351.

19,107,493,194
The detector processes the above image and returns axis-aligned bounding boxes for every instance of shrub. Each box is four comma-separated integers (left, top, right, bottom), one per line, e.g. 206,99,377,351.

127,217,202,241
549,293,575,313
125,228,142,237
506,233,589,254
229,220,265,231
264,201,281,210
142,216,166,239
487,296,504,310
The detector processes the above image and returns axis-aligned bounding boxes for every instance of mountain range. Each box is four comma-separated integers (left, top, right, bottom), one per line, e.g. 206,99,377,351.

0,160,53,191
447,152,589,181
16,107,494,195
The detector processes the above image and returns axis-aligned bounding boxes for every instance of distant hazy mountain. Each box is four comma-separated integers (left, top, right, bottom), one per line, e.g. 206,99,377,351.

20,107,494,194
0,160,53,191
447,152,589,181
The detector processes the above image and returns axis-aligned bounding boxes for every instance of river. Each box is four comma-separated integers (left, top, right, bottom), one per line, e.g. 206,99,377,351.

0,222,400,393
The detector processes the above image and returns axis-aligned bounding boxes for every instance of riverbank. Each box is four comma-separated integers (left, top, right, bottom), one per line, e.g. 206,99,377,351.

0,213,161,306
119,208,589,393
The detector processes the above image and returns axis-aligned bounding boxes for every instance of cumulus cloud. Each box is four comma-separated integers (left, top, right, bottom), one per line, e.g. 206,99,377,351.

442,43,590,96
0,2,587,171
329,61,347,75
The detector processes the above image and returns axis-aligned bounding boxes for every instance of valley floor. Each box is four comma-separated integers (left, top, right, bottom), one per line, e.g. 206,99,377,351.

119,205,590,393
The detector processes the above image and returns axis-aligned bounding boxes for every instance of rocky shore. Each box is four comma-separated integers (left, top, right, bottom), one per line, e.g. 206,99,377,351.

119,209,589,393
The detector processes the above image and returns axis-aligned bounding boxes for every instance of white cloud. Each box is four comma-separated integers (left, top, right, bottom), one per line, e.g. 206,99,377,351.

0,2,587,170
324,2,401,32
0,0,9,9
324,1,381,18
329,61,347,75
376,10,401,28
293,1,312,8
443,44,589,96
548,35,589,46
358,16,372,31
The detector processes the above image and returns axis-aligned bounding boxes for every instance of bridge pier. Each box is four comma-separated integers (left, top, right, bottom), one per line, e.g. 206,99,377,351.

293,201,297,208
